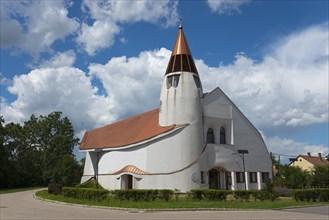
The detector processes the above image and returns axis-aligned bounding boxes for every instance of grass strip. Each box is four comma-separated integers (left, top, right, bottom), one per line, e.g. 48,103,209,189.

35,190,328,210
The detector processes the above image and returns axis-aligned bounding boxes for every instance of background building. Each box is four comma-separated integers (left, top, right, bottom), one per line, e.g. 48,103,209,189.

289,152,329,171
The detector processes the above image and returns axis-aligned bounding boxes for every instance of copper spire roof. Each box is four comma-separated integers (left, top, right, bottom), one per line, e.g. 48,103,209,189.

165,22,198,75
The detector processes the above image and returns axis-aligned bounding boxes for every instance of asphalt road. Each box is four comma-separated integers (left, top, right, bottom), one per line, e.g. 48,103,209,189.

1,189,328,220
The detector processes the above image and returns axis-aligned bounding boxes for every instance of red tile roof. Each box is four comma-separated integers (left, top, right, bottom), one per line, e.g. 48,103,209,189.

112,165,149,175
80,109,177,150
300,155,329,166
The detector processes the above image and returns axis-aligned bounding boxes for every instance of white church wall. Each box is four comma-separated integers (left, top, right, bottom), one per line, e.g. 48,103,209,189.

202,88,272,176
159,72,202,126
80,151,97,182
98,146,147,174
146,122,203,174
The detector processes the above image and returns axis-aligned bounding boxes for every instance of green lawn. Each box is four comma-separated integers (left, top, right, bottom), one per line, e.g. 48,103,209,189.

35,190,328,210
0,187,43,194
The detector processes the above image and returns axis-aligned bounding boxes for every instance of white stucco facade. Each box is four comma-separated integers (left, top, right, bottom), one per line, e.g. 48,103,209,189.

80,24,272,192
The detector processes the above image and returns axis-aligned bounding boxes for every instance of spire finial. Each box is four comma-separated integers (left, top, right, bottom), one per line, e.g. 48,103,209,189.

179,17,183,29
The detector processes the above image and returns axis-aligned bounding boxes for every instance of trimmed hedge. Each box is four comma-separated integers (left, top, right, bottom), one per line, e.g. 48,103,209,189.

76,180,102,189
292,189,329,202
189,189,278,201
62,187,109,200
112,189,174,202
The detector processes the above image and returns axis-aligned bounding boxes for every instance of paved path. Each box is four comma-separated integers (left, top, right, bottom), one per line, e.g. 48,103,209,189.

1,189,328,220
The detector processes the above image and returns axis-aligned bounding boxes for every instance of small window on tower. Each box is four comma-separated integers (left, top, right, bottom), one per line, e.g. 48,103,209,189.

167,76,173,89
173,75,180,87
167,74,180,89
193,76,201,89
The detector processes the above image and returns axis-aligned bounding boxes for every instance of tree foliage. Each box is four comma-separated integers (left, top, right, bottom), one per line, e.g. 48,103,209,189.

273,163,329,189
311,165,329,188
0,112,82,188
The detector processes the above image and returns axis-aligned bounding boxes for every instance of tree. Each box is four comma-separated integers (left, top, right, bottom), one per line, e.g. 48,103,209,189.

311,165,329,188
273,165,310,189
0,112,80,188
52,154,83,186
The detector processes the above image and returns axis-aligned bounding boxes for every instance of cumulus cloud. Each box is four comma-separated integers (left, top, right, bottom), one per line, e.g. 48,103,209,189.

265,136,328,160
88,48,170,119
0,0,79,57
38,50,76,68
0,6,23,48
1,22,327,157
207,0,251,14
0,67,114,133
77,0,179,55
200,23,328,129
77,20,120,56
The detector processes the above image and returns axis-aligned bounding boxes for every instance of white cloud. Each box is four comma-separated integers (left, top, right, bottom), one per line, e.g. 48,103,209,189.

77,0,178,55
265,135,328,160
0,67,114,132
88,48,170,118
207,0,251,14
39,50,76,68
0,6,23,48
200,23,328,129
1,22,328,158
77,20,120,56
0,0,79,57
82,0,178,27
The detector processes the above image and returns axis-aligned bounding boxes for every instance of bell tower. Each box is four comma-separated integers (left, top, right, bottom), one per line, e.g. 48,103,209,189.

159,22,203,126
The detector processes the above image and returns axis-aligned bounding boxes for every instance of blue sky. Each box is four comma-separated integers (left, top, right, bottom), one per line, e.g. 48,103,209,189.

1,0,328,162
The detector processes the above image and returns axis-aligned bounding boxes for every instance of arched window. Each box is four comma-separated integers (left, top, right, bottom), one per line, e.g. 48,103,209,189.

207,128,215,143
220,127,226,144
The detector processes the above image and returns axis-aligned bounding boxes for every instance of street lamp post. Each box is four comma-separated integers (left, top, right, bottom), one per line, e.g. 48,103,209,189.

237,150,249,190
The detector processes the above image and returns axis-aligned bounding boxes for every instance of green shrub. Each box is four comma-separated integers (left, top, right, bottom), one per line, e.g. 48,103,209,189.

112,189,163,202
203,189,228,201
189,189,205,200
48,183,62,195
318,189,329,202
251,190,278,201
292,188,329,202
158,189,173,201
62,187,109,200
233,190,252,201
76,180,102,189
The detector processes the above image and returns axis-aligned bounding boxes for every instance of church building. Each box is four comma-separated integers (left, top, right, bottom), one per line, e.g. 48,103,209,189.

80,23,272,192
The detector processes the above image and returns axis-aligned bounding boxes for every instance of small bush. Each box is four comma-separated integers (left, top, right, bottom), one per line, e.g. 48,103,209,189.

158,189,173,201
204,190,228,201
292,189,329,202
233,190,252,201
48,183,62,195
76,180,102,189
318,189,329,202
189,189,205,200
62,187,109,200
112,189,163,202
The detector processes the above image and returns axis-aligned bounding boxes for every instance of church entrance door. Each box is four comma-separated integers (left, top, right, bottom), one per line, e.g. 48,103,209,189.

209,169,220,189
121,174,133,189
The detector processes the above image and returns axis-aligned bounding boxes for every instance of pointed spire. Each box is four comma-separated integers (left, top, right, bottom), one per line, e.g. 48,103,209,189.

165,21,198,75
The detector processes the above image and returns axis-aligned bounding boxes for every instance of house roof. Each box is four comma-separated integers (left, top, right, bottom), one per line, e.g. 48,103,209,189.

297,155,329,166
299,154,329,166
80,109,177,150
